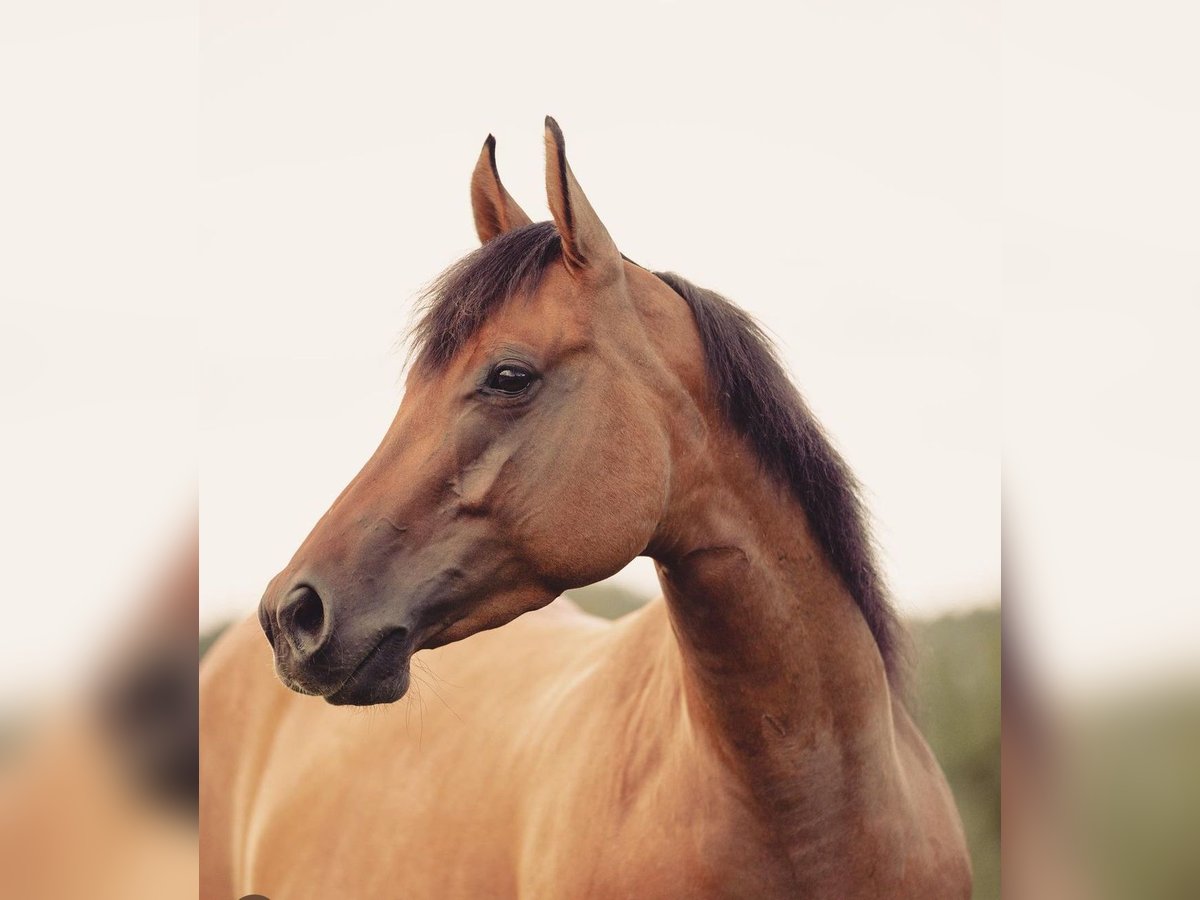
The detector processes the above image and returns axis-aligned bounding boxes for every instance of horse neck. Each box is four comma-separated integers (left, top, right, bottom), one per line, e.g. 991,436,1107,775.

648,421,903,852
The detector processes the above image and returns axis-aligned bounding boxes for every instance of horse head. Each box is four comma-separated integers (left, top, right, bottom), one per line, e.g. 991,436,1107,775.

258,120,701,705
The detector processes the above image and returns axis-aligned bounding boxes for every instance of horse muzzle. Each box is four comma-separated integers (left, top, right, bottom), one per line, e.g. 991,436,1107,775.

259,579,419,706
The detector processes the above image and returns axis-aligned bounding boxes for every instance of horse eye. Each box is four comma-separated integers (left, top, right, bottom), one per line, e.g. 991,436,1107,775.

486,364,534,395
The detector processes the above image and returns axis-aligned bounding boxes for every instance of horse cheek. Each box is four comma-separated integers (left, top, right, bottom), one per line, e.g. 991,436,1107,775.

533,416,668,588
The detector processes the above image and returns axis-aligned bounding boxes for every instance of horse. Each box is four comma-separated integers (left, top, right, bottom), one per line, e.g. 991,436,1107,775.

200,118,971,898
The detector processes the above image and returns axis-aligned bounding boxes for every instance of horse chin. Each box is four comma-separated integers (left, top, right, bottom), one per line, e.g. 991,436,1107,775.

320,628,416,706
324,660,411,707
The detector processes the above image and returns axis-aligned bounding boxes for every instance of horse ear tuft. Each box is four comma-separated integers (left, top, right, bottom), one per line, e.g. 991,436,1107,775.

543,117,620,278
471,134,533,244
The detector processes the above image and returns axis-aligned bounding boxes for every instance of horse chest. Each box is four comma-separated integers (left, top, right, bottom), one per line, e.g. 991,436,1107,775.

245,742,796,900
515,773,800,899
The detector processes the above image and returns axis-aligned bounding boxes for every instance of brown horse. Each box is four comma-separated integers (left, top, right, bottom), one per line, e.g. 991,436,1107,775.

200,119,970,898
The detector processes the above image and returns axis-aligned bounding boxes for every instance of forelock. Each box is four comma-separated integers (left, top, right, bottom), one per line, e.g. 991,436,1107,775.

411,222,563,369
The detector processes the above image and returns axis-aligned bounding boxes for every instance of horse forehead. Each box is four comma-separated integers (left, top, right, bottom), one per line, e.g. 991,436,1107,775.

475,269,598,348
457,262,683,363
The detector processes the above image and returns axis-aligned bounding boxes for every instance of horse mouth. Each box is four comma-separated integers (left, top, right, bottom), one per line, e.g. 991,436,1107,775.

323,628,413,706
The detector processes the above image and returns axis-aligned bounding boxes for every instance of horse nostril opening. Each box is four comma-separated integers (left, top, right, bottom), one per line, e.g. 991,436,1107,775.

278,583,328,657
290,585,325,639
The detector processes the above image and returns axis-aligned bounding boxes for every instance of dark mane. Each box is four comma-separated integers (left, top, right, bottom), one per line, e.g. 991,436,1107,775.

653,272,906,685
412,221,906,685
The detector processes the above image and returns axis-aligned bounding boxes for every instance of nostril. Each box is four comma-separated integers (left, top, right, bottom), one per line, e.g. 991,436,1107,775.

291,586,324,637
280,584,327,655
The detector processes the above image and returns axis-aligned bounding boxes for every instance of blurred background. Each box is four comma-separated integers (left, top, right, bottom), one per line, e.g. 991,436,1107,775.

4,0,1199,898
1,1,199,896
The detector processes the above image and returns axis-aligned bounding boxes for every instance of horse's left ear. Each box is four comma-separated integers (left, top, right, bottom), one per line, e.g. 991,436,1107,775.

543,117,620,278
471,135,533,244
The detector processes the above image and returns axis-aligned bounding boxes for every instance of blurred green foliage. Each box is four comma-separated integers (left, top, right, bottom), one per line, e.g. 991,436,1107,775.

199,626,225,661
564,583,648,621
909,606,1001,900
1070,686,1200,899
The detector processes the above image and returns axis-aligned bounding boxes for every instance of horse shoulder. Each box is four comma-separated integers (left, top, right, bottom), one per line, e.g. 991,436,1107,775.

512,601,793,896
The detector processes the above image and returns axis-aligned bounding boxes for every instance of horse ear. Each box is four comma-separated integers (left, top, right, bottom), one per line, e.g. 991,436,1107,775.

471,135,533,244
543,117,620,277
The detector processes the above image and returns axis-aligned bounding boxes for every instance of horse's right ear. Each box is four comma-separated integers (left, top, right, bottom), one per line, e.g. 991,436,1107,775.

543,116,620,280
471,135,533,244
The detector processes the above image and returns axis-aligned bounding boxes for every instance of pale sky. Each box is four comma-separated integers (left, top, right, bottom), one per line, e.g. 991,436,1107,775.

5,1,1197,704
198,1,1000,630
1003,1,1200,696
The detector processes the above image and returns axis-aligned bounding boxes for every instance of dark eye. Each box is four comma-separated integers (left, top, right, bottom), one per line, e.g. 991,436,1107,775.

485,364,535,396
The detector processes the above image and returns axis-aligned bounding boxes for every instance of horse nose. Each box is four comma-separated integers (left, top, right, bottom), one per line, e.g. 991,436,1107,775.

270,583,330,661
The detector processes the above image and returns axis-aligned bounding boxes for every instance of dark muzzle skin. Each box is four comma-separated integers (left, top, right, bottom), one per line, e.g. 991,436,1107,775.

259,571,419,706
257,477,531,706
258,541,444,705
